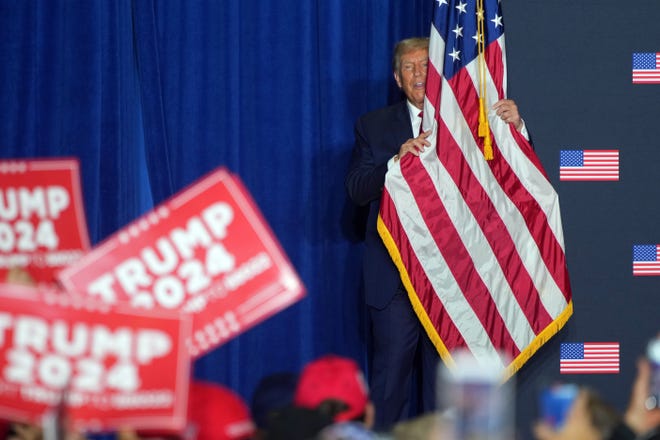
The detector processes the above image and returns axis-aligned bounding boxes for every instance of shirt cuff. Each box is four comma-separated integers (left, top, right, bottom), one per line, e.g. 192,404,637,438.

387,155,398,169
518,119,530,141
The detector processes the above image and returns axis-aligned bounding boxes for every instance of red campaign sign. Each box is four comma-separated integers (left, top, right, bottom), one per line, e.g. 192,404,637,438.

58,168,305,357
0,159,90,284
0,283,191,432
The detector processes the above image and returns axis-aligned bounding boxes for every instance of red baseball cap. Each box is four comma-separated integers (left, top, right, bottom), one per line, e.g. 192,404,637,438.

138,381,255,440
186,381,255,440
294,355,369,422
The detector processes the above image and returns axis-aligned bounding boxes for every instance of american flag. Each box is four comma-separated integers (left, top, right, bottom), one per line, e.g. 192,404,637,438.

560,342,620,374
377,0,572,376
559,150,619,181
632,52,660,84
632,244,660,276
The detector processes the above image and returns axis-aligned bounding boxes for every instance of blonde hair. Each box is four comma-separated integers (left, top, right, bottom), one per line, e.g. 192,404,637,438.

392,37,430,74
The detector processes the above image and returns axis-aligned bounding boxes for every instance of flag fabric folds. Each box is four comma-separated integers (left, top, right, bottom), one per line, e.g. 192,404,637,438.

377,0,572,376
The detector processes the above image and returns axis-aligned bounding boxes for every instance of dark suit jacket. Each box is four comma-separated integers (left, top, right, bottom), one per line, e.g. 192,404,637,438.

345,100,414,310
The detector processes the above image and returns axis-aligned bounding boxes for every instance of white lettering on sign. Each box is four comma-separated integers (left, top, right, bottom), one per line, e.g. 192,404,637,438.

0,254,30,267
6,351,141,392
0,186,71,253
0,220,59,252
20,385,60,405
186,311,241,357
0,186,70,220
0,313,172,392
223,252,271,291
87,202,236,308
44,250,84,267
111,390,173,408
0,315,171,364
19,385,92,407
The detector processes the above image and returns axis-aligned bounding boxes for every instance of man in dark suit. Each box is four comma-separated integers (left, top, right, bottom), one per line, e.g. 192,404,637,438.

345,37,524,430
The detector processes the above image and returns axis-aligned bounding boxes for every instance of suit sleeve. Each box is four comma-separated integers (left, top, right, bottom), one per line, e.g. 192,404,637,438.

344,116,390,206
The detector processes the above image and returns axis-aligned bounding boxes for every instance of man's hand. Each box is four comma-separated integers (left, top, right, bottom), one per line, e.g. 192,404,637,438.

5,267,35,286
8,423,42,440
533,391,601,440
625,357,660,435
395,129,432,162
493,99,523,131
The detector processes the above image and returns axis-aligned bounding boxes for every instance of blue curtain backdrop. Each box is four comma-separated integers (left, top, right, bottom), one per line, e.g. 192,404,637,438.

3,1,660,437
0,0,432,414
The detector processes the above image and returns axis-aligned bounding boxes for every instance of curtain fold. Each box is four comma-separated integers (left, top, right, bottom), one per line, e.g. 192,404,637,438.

0,0,153,242
132,0,174,206
0,0,432,402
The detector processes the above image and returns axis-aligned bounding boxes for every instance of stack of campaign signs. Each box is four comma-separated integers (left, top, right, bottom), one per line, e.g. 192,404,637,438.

0,159,305,432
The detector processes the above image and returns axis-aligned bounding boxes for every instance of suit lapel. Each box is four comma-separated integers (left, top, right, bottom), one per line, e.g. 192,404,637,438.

392,101,413,153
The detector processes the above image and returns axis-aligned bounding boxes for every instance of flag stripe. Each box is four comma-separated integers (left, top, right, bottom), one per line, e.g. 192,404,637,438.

379,191,469,352
434,41,571,314
462,42,572,307
394,148,521,358
485,34,506,101
434,70,558,335
402,148,523,358
380,185,495,359
421,61,543,357
430,46,566,352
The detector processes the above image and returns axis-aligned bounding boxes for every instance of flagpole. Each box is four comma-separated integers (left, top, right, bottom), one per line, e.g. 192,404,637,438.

476,0,494,160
